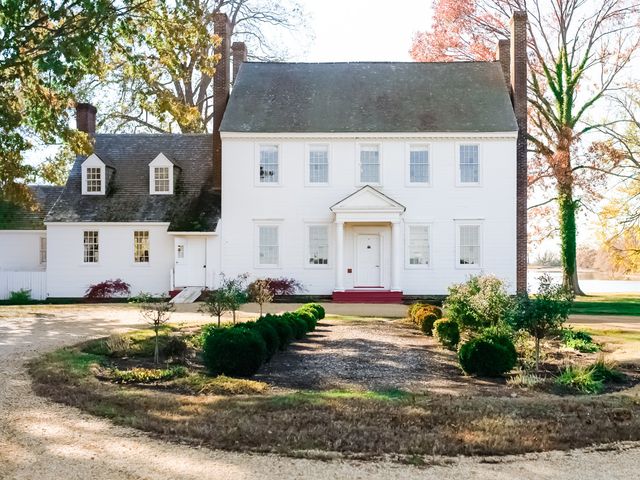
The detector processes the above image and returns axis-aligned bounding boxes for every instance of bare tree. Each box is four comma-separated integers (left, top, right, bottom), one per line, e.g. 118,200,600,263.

134,293,176,364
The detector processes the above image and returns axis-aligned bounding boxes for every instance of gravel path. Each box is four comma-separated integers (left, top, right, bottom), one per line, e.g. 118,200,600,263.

1,304,640,480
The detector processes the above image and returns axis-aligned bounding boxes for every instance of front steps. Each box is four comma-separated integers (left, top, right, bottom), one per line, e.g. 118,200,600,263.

170,286,204,304
332,290,403,304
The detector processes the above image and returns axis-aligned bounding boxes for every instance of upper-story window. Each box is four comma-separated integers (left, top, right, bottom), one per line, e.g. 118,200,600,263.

149,153,174,194
359,144,380,184
259,145,279,184
308,145,329,185
408,145,430,184
458,144,480,184
81,154,106,195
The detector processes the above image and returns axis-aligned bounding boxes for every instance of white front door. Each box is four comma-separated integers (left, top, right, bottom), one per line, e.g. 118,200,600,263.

174,237,207,287
356,234,381,287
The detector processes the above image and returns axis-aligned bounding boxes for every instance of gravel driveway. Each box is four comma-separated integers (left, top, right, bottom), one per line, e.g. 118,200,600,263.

1,304,640,480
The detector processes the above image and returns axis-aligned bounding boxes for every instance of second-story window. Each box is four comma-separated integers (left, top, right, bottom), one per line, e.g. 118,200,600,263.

409,146,430,184
259,145,279,183
459,144,480,184
359,144,380,183
308,145,329,184
86,167,102,192
154,167,170,193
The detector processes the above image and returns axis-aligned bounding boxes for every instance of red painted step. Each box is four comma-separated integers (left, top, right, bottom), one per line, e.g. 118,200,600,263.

332,290,403,304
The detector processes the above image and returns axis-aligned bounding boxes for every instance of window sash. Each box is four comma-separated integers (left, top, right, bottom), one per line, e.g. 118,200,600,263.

134,231,150,263
259,146,279,183
408,226,430,265
458,225,480,265
308,225,329,265
258,226,279,265
459,145,479,183
409,148,429,183
86,167,102,192
360,146,380,183
154,167,170,192
308,146,329,184
83,231,99,263
39,237,47,264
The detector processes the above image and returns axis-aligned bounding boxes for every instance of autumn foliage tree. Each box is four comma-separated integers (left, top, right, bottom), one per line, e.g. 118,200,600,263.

411,0,640,294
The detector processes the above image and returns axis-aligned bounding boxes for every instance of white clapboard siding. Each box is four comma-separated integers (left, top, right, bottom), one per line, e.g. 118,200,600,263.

0,271,47,300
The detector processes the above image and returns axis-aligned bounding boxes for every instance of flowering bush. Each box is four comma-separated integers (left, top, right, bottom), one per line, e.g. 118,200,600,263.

84,279,131,300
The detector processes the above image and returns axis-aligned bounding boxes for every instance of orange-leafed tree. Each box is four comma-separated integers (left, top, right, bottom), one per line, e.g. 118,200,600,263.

411,0,640,295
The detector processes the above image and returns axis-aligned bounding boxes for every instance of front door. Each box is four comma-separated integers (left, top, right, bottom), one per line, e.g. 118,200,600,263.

174,237,206,287
356,234,381,287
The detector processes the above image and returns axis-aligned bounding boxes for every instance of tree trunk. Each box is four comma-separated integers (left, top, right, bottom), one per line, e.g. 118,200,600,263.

535,336,540,373
217,314,221,327
154,328,160,365
558,189,585,296
232,310,236,324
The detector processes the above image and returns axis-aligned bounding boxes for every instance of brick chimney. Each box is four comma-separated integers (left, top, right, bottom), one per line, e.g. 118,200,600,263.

213,12,231,191
495,39,510,88
76,103,97,134
231,41,247,85
510,11,528,293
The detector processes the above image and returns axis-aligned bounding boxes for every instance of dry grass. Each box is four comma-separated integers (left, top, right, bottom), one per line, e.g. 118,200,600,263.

28,346,640,459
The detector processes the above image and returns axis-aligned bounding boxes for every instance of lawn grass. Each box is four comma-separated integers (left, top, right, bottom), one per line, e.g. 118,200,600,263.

28,344,640,460
570,295,640,316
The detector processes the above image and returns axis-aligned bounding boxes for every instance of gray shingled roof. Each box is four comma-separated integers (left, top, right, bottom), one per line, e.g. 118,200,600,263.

0,185,63,230
220,62,518,133
46,134,220,232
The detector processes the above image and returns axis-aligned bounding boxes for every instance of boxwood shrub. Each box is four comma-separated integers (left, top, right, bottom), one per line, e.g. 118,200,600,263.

202,327,267,377
282,312,307,339
295,308,317,331
415,308,439,335
304,303,325,320
458,331,517,377
236,320,280,360
433,318,460,349
258,314,294,349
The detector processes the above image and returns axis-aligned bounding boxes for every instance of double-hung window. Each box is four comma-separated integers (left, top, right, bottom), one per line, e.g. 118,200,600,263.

258,225,279,266
83,231,99,263
154,167,170,193
259,145,279,184
39,237,47,264
408,225,430,266
308,225,329,265
459,144,480,184
457,224,481,266
134,231,150,263
409,146,430,184
308,145,329,184
359,145,380,184
86,167,102,192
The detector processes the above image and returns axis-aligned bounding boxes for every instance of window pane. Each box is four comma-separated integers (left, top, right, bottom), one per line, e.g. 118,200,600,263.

134,231,150,263
309,146,328,183
409,226,430,265
86,167,102,192
83,231,99,263
259,226,279,265
360,146,380,183
260,145,279,183
308,225,329,265
458,225,480,265
40,237,47,264
459,145,479,183
154,167,170,192
409,148,429,183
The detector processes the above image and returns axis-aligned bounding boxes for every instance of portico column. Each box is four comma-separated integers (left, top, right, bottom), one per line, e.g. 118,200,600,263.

335,221,345,291
391,221,402,291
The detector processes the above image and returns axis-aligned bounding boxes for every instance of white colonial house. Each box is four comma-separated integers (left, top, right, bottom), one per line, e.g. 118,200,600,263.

0,12,528,302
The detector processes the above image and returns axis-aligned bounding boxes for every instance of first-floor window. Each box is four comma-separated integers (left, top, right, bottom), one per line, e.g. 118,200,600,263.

259,145,279,183
408,225,430,265
258,225,279,265
308,225,329,265
83,230,99,263
458,224,481,266
39,237,47,264
134,231,150,263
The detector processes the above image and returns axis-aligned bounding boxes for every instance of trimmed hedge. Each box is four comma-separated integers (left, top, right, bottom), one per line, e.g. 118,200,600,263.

433,318,460,349
202,303,325,377
458,331,517,377
408,302,443,336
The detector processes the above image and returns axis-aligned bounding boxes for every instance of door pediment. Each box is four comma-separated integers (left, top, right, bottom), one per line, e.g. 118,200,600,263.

330,185,406,213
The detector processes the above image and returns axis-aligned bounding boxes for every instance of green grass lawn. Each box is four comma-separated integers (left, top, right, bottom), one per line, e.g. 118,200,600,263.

571,295,640,316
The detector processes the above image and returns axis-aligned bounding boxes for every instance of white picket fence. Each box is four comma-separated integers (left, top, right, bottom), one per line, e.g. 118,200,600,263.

0,271,47,300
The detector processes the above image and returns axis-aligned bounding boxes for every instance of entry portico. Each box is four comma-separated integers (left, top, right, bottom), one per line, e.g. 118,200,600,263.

330,186,405,299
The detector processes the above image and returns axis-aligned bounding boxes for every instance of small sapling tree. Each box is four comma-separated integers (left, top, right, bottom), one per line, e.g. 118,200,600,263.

132,293,175,365
221,273,249,323
247,278,274,316
199,288,230,327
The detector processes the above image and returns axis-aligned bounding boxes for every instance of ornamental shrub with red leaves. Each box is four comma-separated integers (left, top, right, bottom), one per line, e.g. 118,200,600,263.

249,277,304,297
84,279,131,300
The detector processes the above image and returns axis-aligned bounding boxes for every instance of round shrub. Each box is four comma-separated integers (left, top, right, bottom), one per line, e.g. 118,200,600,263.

202,327,266,377
408,302,425,321
296,309,317,331
162,336,189,359
304,303,325,320
236,321,280,360
282,312,307,339
415,307,439,335
433,318,460,349
258,314,294,349
458,333,517,377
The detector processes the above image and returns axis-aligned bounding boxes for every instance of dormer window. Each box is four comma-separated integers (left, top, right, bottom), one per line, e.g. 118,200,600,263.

81,154,106,195
149,153,174,194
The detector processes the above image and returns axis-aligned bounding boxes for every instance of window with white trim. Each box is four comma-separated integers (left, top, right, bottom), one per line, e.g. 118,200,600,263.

459,144,479,184
308,225,329,265
83,231,99,263
86,167,102,192
258,225,279,265
153,167,170,193
408,225,430,266
457,224,481,266
134,231,149,263
39,237,47,264
259,145,279,183
308,145,329,184
409,146,430,184
359,144,380,183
